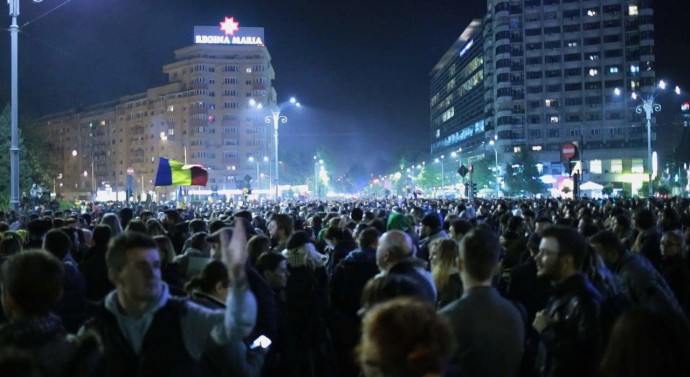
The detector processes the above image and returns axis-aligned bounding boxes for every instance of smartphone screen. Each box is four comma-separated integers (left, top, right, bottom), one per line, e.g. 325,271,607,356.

251,335,272,350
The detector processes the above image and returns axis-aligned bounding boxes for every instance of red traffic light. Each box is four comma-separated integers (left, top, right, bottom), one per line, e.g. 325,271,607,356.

682,102,690,112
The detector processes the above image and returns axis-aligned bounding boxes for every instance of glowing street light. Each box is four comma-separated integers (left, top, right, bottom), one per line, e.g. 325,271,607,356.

249,97,301,198
615,79,683,196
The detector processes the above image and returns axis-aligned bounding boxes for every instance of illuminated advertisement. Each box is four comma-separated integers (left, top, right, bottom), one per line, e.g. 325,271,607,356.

194,17,264,46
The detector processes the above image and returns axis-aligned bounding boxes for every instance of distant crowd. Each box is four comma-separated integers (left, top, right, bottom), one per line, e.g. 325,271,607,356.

0,196,689,377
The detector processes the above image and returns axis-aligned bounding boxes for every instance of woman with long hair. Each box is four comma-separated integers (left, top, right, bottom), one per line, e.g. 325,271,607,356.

146,219,168,237
429,239,463,309
100,213,123,237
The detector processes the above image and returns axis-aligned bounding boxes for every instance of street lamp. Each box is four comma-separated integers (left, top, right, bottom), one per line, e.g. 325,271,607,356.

8,0,43,209
434,155,445,197
250,97,301,198
489,137,500,194
615,80,682,197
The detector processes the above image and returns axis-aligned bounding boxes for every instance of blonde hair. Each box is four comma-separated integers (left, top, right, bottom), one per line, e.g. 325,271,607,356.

430,239,459,293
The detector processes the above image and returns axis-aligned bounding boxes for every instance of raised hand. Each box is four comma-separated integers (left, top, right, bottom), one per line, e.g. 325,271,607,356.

219,220,248,283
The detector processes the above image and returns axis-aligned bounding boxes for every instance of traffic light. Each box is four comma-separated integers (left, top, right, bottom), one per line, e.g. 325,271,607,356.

471,182,478,194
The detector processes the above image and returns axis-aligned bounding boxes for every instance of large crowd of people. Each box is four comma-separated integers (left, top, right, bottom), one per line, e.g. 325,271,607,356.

0,196,689,377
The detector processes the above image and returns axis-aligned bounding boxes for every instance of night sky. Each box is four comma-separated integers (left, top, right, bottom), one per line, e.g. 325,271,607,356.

0,0,688,174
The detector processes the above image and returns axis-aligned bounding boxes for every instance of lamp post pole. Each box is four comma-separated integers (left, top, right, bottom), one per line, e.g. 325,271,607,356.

8,0,20,210
252,97,300,199
637,97,660,197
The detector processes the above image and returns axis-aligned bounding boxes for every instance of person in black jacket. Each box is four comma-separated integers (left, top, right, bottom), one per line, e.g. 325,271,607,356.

80,225,114,303
589,230,684,317
329,227,380,377
534,226,603,377
0,250,101,377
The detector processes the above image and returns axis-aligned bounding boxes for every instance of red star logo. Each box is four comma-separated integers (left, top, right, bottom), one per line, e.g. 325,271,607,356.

219,17,240,36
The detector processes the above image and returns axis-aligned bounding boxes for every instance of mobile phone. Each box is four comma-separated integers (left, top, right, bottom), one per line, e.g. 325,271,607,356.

250,335,272,350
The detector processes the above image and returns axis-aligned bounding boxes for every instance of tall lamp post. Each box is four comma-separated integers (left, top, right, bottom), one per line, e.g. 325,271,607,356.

249,97,301,199
489,136,500,194
8,0,43,209
616,81,682,197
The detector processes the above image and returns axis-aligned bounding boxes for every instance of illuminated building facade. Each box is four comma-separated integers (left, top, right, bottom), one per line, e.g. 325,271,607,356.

432,1,656,191
40,18,277,199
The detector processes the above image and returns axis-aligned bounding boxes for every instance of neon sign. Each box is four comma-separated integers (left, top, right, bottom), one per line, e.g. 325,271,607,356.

194,17,264,46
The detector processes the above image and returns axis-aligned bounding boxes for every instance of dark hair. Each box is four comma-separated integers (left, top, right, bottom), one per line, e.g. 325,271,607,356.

188,219,208,234
106,232,158,273
185,260,229,294
460,228,500,281
92,224,112,249
507,216,524,232
351,207,364,222
43,228,72,260
360,274,428,311
599,309,690,377
247,235,271,267
542,226,587,270
0,250,64,316
358,227,380,249
124,219,148,234
255,252,287,274
449,218,473,236
634,208,655,230
189,232,209,251
590,230,626,257
208,219,226,234
0,237,21,257
271,214,294,236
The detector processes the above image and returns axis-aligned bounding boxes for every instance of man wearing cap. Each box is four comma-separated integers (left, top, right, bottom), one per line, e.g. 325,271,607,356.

418,213,448,263
375,230,437,304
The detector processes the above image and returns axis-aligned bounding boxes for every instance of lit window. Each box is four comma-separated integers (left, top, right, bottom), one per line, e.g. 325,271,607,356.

631,159,644,173
587,9,597,17
545,99,556,107
227,165,236,171
441,108,455,122
630,64,640,73
611,159,623,173
589,54,599,60
589,69,599,77
550,116,559,123
609,66,619,74
532,145,543,151
246,68,252,73
567,41,578,47
436,129,441,138
513,146,522,153
590,160,602,174
629,5,638,16
630,80,639,90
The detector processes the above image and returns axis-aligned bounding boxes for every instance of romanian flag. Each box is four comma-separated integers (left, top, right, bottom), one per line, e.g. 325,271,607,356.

154,157,208,186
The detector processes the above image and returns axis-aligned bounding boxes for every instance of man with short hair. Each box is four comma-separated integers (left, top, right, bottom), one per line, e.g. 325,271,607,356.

590,230,682,316
375,230,436,303
631,208,662,270
534,226,602,377
448,218,473,243
268,214,293,253
418,213,448,262
0,250,100,376
440,228,525,377
85,224,256,376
